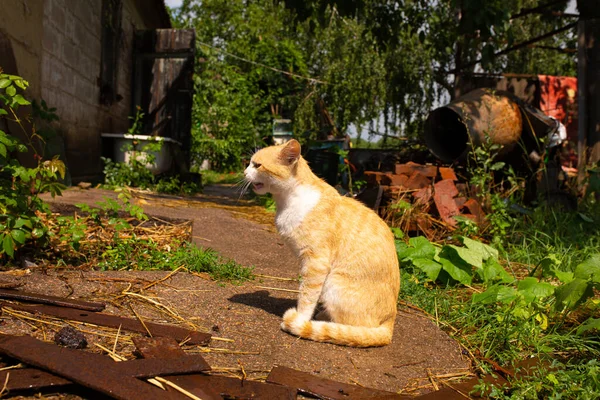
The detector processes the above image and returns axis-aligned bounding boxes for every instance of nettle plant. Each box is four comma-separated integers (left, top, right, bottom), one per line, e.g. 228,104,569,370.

0,71,66,259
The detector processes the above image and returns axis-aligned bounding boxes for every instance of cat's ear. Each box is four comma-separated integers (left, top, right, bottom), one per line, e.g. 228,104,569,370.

280,139,301,165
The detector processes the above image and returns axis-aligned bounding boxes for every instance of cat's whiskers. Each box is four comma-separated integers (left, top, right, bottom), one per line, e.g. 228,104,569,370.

236,179,252,200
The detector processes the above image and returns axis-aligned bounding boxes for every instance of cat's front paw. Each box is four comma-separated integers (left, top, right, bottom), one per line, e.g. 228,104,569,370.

281,307,312,333
281,307,299,332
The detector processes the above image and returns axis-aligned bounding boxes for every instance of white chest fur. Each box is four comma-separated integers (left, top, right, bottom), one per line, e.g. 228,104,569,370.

275,184,321,236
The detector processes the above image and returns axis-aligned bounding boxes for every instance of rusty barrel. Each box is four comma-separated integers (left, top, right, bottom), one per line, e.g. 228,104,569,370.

423,89,523,163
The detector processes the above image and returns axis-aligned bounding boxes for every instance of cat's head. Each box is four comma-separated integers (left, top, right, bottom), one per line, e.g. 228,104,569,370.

244,139,301,195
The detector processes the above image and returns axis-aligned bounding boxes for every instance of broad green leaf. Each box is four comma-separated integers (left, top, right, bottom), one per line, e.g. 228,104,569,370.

0,132,16,145
31,228,45,239
439,256,472,285
2,235,14,257
472,284,518,304
398,236,436,261
512,305,532,319
14,218,32,229
10,229,27,245
412,258,442,281
552,269,574,284
517,277,555,302
0,143,6,158
13,79,26,89
12,94,30,106
0,79,10,88
576,318,600,335
390,227,404,239
447,244,483,269
554,278,594,312
5,85,16,97
479,257,512,283
574,254,600,283
0,109,7,115
460,236,499,261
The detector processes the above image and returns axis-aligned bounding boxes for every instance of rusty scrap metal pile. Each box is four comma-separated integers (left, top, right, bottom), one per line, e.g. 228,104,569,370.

363,162,486,240
0,287,405,399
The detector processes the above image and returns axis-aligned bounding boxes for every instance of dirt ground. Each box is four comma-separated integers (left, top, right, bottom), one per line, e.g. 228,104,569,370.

0,186,471,398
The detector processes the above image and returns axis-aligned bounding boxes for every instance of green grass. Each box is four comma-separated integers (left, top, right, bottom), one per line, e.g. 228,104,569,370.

200,170,244,186
99,239,254,283
504,204,600,274
398,202,600,399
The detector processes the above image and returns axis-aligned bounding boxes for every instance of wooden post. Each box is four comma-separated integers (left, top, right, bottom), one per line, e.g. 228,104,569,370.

577,0,600,171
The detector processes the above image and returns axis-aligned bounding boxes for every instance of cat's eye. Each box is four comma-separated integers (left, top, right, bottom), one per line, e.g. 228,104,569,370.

252,162,262,169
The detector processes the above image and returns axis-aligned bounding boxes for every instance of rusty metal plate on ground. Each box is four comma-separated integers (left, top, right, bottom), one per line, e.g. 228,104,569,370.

267,366,404,400
131,338,222,400
167,374,297,400
120,356,211,378
2,302,211,345
0,335,186,400
0,289,105,311
132,336,186,359
0,368,73,391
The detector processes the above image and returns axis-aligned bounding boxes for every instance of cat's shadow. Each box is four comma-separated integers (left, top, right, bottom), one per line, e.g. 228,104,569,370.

228,290,296,317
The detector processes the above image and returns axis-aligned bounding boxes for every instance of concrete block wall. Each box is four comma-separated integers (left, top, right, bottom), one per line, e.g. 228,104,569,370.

0,0,44,98
40,0,152,182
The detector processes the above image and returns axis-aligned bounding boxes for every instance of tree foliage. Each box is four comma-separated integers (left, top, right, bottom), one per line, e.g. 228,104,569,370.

170,0,577,170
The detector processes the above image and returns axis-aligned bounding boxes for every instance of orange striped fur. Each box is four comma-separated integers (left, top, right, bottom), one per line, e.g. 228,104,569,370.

244,140,400,347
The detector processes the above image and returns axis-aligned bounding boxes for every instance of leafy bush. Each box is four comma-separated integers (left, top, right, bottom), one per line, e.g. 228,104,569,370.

0,71,66,259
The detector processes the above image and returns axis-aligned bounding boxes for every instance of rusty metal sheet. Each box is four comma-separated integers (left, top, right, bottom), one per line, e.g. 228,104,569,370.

1,302,211,345
132,336,186,359
120,356,211,378
0,335,185,400
0,339,209,397
267,366,404,400
167,374,297,400
0,368,73,391
132,337,222,400
0,289,105,311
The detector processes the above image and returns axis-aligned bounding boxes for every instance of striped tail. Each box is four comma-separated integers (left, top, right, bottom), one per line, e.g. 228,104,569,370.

281,308,393,347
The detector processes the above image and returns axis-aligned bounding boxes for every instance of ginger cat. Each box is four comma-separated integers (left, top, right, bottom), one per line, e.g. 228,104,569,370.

244,139,400,347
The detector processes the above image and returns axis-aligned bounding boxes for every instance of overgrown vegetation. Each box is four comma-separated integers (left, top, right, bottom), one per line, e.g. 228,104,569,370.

1,70,251,284
388,136,600,396
0,70,66,260
40,191,253,283
102,109,202,196
171,0,576,170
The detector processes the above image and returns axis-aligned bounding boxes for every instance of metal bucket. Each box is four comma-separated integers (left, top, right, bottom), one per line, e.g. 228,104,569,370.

423,89,523,163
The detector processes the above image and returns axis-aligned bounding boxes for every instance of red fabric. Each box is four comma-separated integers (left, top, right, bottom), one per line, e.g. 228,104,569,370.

538,75,578,141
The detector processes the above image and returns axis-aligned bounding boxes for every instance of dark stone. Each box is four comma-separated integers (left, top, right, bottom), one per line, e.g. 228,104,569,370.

54,327,87,349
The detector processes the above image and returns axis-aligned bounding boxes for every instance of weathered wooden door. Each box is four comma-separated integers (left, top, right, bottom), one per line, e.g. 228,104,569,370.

132,29,195,173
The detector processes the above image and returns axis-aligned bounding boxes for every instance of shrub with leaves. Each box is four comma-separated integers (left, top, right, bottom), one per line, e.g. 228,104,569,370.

0,71,66,259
